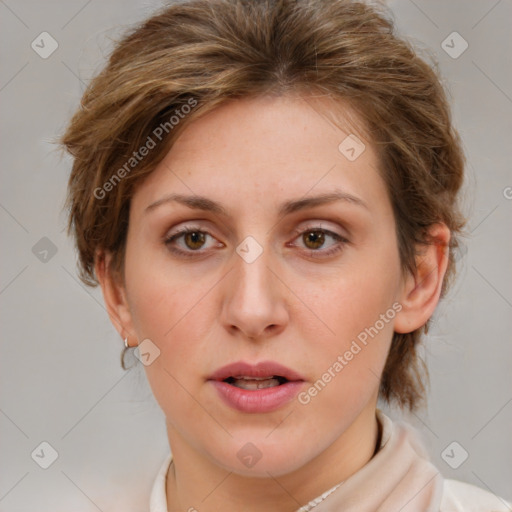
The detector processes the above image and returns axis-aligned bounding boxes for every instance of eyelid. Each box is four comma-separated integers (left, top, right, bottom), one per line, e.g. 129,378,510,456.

292,220,348,239
164,225,218,245
289,226,349,253
164,221,350,257
164,222,345,242
164,227,223,258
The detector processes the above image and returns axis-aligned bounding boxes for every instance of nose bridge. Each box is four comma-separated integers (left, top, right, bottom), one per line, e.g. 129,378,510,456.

233,235,275,305
221,233,287,339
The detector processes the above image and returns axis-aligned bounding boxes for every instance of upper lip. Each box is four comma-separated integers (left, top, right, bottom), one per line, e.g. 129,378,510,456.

208,360,305,382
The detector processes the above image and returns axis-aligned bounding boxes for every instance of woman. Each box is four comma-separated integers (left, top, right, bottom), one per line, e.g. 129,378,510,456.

59,0,511,510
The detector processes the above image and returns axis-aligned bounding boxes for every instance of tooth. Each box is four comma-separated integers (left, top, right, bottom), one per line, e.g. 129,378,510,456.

231,378,281,390
233,375,276,381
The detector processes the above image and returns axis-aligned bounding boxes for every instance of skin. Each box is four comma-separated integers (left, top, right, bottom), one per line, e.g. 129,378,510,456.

97,93,450,512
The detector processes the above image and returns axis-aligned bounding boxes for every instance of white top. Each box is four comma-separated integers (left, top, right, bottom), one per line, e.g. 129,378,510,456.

149,410,511,511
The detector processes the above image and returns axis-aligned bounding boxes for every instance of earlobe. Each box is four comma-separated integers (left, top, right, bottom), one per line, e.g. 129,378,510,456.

394,223,451,334
95,249,136,343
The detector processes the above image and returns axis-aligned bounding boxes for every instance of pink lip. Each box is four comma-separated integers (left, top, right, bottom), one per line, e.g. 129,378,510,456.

208,360,305,382
208,360,305,414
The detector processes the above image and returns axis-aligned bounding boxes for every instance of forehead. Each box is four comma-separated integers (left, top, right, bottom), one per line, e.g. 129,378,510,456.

167,94,366,168
130,94,388,218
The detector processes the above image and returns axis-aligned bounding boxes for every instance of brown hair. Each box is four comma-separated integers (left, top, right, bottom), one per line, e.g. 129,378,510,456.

59,0,465,411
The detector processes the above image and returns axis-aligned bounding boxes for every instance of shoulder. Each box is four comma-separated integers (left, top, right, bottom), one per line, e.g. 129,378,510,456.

441,478,512,512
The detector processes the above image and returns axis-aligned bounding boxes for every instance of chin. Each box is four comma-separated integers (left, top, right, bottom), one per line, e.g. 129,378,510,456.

205,435,316,478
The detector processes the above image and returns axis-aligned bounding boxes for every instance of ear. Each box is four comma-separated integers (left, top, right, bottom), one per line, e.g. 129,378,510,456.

394,223,451,334
95,249,137,346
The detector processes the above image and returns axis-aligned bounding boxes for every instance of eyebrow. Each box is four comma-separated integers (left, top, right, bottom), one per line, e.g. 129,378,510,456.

144,190,368,217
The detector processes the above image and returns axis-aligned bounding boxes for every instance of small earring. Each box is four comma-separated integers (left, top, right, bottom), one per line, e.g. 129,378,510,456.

124,337,129,348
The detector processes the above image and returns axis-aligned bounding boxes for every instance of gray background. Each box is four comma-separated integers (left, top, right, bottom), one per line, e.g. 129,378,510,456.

1,0,511,510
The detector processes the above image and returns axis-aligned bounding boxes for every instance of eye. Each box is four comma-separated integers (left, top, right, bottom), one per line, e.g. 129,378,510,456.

291,226,348,257
164,225,348,258
164,227,221,256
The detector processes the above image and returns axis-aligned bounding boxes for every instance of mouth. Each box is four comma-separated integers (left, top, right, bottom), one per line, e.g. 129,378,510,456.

208,362,305,413
222,375,290,390
208,360,305,386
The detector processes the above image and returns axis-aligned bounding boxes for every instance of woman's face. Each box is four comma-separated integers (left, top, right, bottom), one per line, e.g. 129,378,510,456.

119,94,405,476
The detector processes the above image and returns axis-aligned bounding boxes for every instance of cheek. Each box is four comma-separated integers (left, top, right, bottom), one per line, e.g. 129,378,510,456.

128,277,214,375
127,278,177,339
307,269,398,350
123,255,216,409
124,241,201,339
299,260,399,398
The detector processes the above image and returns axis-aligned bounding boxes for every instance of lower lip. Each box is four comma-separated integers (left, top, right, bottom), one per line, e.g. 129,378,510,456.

209,380,304,413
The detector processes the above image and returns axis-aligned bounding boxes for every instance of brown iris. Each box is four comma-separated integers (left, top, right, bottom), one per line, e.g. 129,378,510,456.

303,230,325,250
183,231,206,250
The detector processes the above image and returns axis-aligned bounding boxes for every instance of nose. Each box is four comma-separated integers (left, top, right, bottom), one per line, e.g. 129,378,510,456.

220,241,289,341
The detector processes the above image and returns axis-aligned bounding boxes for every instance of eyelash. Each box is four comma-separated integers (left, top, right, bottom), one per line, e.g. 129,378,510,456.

164,226,348,258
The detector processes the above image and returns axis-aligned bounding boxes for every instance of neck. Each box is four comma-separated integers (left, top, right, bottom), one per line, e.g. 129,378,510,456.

165,406,380,512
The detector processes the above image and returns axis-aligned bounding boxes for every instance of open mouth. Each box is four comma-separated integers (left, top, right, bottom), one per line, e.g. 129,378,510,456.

209,362,304,412
223,375,289,390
